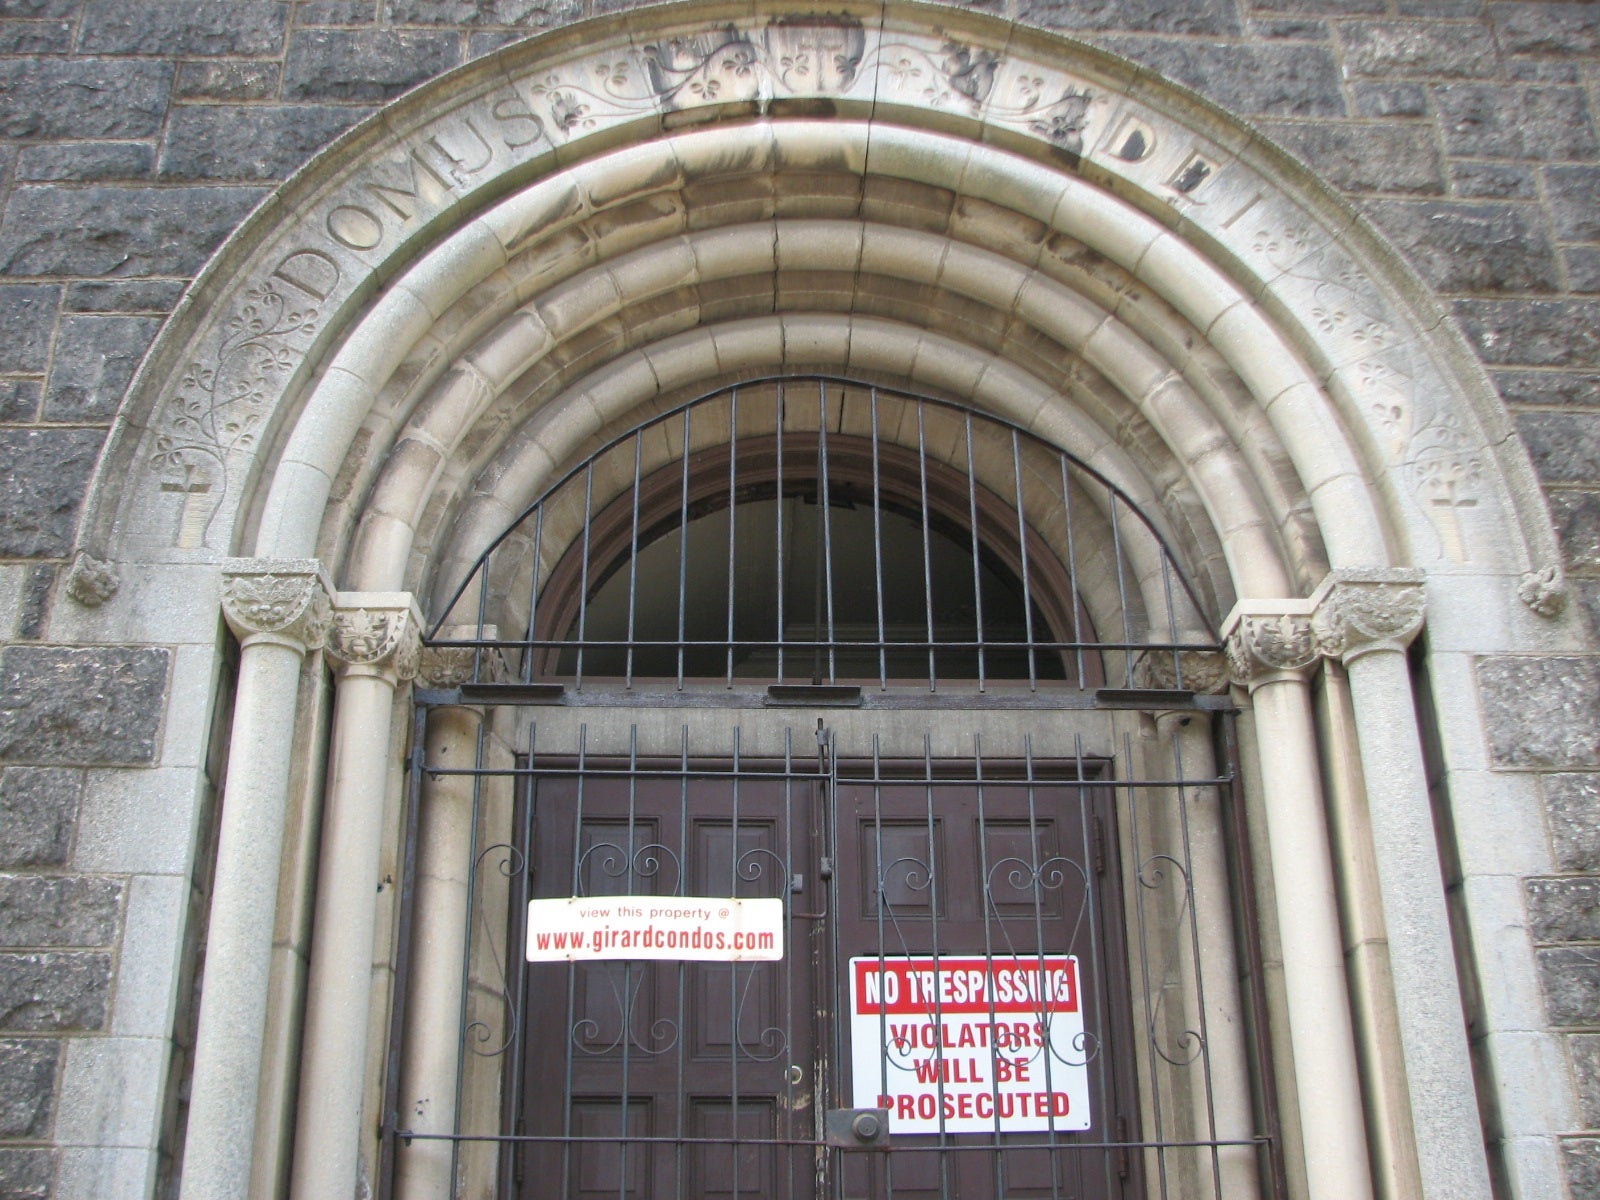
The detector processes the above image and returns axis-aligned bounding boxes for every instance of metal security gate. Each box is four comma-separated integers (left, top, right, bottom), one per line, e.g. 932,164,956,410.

381,377,1282,1198
383,710,1280,1200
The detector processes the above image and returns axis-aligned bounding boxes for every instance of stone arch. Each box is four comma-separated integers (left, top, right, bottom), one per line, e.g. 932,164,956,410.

61,6,1580,1200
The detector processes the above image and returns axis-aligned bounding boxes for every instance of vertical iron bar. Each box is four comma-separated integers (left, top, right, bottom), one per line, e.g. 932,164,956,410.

677,408,692,690
818,381,837,683
617,726,638,1200
1059,457,1086,687
923,732,952,1200
726,388,739,687
1108,491,1133,688
730,726,743,1200
522,504,546,684
870,387,887,690
871,733,896,1200
1073,733,1110,1197
970,734,1006,1198
561,724,590,1199
964,413,987,692
625,432,643,688
1161,557,1182,691
675,725,690,1200
503,720,536,1192
576,460,594,689
776,385,787,682
783,727,797,1200
1023,735,1064,1200
1011,430,1039,692
916,404,936,691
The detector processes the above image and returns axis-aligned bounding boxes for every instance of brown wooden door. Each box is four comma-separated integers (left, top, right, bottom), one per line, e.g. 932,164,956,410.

832,769,1137,1200
516,758,1135,1200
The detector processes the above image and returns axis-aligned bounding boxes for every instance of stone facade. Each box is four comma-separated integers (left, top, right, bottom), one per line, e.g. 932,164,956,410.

0,2,1597,1198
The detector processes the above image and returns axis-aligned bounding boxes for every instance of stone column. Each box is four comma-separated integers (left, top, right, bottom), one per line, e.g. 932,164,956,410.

1311,570,1492,1200
1226,606,1374,1200
183,561,333,1200
289,595,421,1200
395,640,487,1200
1140,647,1260,1199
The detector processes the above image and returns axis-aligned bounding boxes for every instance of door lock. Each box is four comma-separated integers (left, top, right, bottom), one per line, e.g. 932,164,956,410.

825,1107,891,1150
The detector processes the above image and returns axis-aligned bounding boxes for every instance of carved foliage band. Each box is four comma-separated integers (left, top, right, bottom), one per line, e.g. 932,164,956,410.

222,560,334,650
1226,612,1318,688
329,601,422,682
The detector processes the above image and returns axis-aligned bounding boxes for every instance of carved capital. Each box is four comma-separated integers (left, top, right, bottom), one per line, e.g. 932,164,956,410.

418,626,499,688
1134,644,1231,694
1311,568,1426,663
1225,609,1318,689
221,559,334,651
329,594,422,682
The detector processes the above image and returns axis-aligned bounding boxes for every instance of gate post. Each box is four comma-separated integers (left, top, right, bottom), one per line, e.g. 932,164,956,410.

289,594,422,1200
1226,604,1375,1200
394,635,495,1200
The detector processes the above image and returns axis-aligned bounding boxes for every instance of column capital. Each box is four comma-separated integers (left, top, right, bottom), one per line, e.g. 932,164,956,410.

221,559,334,652
1311,568,1426,664
1223,602,1318,690
1134,642,1232,694
329,593,423,683
417,625,502,688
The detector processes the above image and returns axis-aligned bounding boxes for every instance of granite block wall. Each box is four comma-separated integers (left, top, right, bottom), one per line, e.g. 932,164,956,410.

0,1,1594,1196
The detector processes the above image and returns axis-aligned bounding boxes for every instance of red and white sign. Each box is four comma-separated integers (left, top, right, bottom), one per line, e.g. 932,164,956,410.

849,955,1091,1134
526,896,783,961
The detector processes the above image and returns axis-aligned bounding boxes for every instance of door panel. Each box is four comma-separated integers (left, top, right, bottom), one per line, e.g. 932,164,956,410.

516,759,1135,1200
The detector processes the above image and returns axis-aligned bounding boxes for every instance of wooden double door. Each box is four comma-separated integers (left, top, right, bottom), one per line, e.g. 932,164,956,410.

516,754,1138,1200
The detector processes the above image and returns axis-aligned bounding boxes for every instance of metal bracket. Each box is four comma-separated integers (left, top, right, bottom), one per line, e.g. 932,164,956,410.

825,1107,891,1150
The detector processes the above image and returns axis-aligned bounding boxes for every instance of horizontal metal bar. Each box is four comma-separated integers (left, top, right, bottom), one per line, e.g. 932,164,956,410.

391,1129,1271,1152
765,683,863,706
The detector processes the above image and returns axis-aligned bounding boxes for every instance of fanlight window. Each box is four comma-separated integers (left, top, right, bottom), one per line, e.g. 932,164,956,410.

430,377,1219,692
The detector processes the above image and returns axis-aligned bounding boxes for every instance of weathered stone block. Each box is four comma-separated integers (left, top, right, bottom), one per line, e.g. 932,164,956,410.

1259,121,1444,194
1563,1137,1600,1199
1351,81,1427,118
1573,1033,1600,1127
78,0,286,55
16,142,154,183
1547,775,1600,872
0,877,121,949
0,185,267,277
1476,657,1600,769
0,768,80,869
468,29,523,58
1097,38,1344,116
387,0,583,25
282,28,460,101
298,0,378,23
1454,299,1600,368
159,105,369,182
1340,19,1496,77
1451,162,1537,199
0,952,110,1031
1567,248,1600,295
0,19,71,53
0,0,77,14
0,647,169,766
1433,83,1600,159
1363,198,1557,291
1527,877,1600,943
0,381,39,424
1014,0,1239,34
1550,490,1600,569
0,1038,57,1137
1245,0,1383,12
17,566,50,643
1494,369,1600,408
174,59,281,102
1515,411,1600,483
1546,165,1600,243
0,286,58,374
1494,3,1600,57
43,315,161,422
64,279,184,315
1247,17,1330,40
0,1147,53,1200
0,60,171,139
0,429,104,560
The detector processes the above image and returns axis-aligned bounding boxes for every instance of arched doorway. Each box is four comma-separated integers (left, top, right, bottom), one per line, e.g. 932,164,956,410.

389,378,1270,1200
